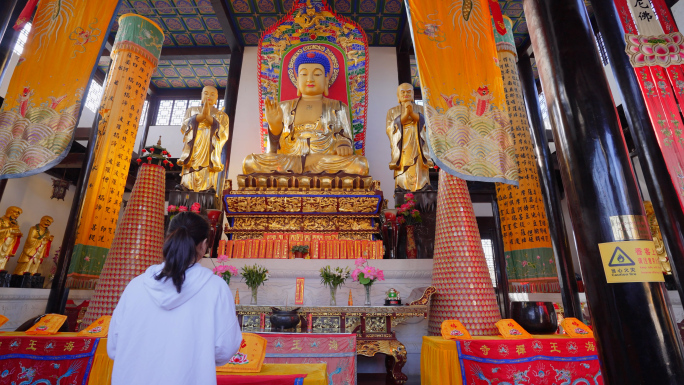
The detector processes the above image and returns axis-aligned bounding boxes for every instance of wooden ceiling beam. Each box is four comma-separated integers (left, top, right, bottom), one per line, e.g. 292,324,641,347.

152,88,226,99
103,46,231,60
159,46,231,60
210,0,243,53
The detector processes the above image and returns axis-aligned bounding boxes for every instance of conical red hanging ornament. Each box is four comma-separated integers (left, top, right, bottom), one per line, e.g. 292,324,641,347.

80,163,166,328
429,171,501,336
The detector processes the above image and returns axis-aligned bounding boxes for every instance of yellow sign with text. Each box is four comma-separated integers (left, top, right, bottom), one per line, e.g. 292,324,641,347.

598,241,664,283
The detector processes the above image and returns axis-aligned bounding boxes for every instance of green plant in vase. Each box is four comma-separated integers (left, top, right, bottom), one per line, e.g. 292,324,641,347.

291,245,310,259
320,266,350,306
241,264,270,305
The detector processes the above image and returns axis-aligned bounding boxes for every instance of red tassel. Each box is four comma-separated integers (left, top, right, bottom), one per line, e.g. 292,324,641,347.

13,0,39,31
488,0,507,36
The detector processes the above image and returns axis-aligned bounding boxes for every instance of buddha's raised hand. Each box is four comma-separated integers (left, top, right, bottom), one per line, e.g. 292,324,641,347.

265,97,284,134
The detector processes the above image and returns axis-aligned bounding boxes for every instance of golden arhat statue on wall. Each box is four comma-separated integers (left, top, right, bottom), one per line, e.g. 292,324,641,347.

386,83,433,191
0,206,22,271
243,50,369,176
13,215,54,275
177,86,230,193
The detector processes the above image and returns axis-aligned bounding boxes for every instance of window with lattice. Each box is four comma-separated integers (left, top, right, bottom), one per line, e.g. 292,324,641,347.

481,239,497,288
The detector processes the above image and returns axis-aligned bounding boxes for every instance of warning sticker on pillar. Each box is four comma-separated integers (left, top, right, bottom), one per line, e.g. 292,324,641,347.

598,241,665,283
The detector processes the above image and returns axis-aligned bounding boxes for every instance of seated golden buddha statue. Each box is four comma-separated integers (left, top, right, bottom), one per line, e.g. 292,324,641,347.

243,50,369,176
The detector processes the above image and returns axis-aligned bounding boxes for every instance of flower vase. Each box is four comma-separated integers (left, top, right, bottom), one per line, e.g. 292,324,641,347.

406,225,417,259
364,285,372,306
294,251,303,259
329,286,338,306
250,286,258,305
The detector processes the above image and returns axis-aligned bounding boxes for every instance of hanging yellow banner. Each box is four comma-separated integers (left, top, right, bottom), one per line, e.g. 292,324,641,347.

493,16,558,292
406,0,518,185
0,0,120,179
67,14,163,288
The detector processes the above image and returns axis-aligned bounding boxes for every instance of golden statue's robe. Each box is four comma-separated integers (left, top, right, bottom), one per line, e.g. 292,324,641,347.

13,226,52,275
386,103,433,191
243,97,369,175
178,106,230,191
0,217,21,271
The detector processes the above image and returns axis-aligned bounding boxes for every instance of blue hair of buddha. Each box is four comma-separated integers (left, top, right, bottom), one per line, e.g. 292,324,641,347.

294,51,331,76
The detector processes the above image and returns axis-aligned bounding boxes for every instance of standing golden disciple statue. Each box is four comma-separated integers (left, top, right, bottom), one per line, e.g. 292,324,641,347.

386,83,433,191
13,216,54,275
0,206,22,271
177,86,230,192
243,50,369,175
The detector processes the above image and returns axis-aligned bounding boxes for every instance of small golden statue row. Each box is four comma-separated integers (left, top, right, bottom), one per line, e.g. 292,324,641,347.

0,206,54,276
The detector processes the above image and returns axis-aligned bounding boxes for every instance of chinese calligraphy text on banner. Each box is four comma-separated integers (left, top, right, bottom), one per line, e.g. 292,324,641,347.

407,0,517,185
67,14,163,289
493,16,558,293
0,0,120,179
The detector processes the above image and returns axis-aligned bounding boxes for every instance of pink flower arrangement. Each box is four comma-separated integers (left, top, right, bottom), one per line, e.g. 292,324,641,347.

396,194,422,226
190,202,201,213
352,258,385,286
178,206,188,213
167,205,177,213
212,254,238,285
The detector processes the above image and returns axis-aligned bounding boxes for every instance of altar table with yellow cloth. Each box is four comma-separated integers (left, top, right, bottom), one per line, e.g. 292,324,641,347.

421,335,604,385
0,333,326,385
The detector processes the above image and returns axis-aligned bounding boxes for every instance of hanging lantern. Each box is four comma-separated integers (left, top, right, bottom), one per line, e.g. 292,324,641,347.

51,178,71,200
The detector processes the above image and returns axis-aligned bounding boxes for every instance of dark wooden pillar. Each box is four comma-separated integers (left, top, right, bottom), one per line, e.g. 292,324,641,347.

523,0,684,382
396,7,412,86
591,0,684,304
490,195,510,318
136,96,160,157
219,48,242,185
517,52,582,319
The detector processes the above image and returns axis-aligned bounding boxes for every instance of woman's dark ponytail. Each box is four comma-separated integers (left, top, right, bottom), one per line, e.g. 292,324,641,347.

155,211,210,292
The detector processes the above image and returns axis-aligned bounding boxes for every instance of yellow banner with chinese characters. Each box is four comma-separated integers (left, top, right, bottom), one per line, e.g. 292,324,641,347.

0,0,120,179
406,0,517,185
67,15,163,288
493,16,557,291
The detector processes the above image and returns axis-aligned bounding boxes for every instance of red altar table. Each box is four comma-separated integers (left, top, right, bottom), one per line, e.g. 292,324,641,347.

0,333,327,385
259,333,356,385
421,335,604,385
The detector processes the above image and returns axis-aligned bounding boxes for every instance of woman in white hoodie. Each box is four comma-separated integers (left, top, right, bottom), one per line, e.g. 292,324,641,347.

108,212,242,385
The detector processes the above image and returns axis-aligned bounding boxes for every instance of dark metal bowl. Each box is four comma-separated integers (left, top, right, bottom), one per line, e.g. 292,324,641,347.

510,301,558,334
270,307,301,331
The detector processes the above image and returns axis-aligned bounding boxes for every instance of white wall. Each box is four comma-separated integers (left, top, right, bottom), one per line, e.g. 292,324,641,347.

365,47,399,206
143,125,184,156
228,46,262,185
673,2,684,28
0,173,76,276
228,47,399,206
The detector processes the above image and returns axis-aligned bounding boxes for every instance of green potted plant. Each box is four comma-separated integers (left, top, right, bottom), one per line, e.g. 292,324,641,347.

240,264,270,305
320,266,350,306
291,245,310,259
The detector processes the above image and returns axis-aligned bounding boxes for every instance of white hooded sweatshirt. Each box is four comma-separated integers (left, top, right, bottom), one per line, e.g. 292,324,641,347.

108,262,242,385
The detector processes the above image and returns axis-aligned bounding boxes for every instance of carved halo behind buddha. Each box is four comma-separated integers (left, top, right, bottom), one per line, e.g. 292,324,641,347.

242,50,369,176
